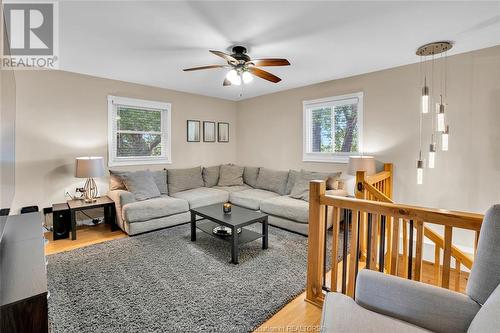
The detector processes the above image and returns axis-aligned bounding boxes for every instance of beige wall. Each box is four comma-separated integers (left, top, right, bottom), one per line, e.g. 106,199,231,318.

237,46,500,250
12,70,237,211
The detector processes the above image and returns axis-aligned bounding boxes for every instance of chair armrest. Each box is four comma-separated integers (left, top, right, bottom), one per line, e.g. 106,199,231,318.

355,269,480,333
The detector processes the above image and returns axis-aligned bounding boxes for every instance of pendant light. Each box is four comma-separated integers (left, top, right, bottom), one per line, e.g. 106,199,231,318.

442,126,449,151
421,78,429,114
417,152,424,185
416,41,453,184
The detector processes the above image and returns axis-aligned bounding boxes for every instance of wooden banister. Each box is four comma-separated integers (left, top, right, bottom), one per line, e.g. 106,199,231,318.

305,176,483,307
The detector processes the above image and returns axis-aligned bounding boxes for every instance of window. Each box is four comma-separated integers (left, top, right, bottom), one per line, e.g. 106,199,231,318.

303,92,363,163
107,96,171,166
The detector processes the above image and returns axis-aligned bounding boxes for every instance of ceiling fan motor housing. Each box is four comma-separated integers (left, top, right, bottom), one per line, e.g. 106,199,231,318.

231,46,250,63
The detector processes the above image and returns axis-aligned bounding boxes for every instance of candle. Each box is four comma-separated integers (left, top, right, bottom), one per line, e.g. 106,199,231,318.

223,202,232,214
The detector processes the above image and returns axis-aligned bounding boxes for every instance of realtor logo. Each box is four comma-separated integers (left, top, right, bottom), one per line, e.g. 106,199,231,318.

2,2,58,69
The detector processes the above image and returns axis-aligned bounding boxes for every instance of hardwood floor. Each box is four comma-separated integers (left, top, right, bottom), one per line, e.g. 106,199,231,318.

44,223,126,255
44,225,469,332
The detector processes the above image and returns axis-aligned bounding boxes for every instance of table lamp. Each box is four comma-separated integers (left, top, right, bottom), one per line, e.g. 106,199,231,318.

75,156,104,203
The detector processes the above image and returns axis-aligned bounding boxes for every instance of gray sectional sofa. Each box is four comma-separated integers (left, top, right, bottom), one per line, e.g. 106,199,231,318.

107,165,347,236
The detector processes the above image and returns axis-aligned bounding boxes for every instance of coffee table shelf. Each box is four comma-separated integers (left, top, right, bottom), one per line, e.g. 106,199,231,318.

196,220,263,245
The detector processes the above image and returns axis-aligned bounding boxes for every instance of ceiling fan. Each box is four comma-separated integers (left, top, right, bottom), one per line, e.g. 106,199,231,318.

183,46,290,86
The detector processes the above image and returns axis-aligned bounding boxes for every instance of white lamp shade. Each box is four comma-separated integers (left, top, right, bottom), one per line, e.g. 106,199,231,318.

75,157,104,178
347,156,376,176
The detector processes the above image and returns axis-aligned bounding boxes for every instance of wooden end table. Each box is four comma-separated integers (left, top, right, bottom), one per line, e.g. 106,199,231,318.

67,196,118,240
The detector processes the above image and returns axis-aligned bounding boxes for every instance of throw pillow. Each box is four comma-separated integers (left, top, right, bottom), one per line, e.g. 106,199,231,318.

243,166,260,187
151,169,168,195
218,164,244,186
109,170,128,191
202,165,220,187
167,166,204,194
285,169,300,194
121,170,161,201
255,168,289,195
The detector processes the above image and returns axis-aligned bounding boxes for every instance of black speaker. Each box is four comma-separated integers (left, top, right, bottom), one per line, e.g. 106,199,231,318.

52,203,70,240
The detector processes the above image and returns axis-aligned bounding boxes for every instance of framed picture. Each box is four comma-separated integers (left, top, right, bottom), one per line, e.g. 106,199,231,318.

187,120,200,142
203,121,216,142
218,122,229,142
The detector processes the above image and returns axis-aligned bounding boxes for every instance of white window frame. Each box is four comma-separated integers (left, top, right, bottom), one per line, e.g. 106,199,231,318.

302,92,363,163
107,95,171,167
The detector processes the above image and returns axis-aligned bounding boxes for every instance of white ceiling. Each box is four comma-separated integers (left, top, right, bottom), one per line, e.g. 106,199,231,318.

58,1,500,101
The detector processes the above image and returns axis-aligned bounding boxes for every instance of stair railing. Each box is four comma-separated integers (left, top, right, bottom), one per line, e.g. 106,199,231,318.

306,180,483,307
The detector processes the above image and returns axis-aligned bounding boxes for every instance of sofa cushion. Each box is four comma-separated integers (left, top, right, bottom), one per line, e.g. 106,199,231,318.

255,168,289,195
151,169,168,195
167,166,204,195
171,187,229,209
229,188,280,210
260,196,309,223
320,292,430,333
122,196,189,223
202,165,220,187
121,170,161,201
285,169,299,195
212,185,252,193
243,166,260,187
218,164,244,186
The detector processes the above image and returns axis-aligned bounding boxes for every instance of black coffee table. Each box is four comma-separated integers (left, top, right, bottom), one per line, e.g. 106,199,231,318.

190,204,268,264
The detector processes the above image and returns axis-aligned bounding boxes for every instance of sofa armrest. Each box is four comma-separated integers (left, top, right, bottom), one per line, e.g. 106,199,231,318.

355,269,480,333
108,189,136,207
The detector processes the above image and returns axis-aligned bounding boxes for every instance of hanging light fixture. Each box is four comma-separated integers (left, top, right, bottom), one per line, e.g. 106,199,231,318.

436,95,446,132
417,152,424,185
442,126,449,151
421,78,429,114
428,141,436,168
416,41,453,184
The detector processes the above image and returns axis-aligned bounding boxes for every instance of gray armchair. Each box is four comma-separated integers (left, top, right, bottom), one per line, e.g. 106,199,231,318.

320,204,500,333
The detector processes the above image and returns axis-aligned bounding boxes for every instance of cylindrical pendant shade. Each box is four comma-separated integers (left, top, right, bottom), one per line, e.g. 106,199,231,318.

347,156,376,176
75,157,104,178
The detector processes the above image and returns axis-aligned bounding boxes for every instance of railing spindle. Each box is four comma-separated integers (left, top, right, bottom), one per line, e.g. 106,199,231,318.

390,217,399,275
441,226,453,288
341,209,349,294
379,215,386,273
402,220,408,277
366,213,372,270
407,220,414,279
455,259,461,292
434,245,441,286
330,207,340,292
347,210,360,297
414,220,424,281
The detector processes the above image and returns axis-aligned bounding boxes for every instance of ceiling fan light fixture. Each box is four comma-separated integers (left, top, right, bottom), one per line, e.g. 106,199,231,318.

242,71,253,84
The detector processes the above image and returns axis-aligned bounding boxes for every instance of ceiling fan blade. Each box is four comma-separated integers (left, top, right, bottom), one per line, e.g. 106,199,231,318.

248,67,281,83
223,78,231,86
248,58,290,67
183,65,227,72
210,50,239,65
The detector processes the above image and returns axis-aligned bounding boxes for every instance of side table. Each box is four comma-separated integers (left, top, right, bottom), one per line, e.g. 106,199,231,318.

66,196,118,240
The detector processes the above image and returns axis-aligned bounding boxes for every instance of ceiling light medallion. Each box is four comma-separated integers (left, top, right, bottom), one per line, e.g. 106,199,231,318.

416,41,453,184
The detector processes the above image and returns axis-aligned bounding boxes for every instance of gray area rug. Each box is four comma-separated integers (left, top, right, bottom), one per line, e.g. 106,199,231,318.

48,223,342,333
